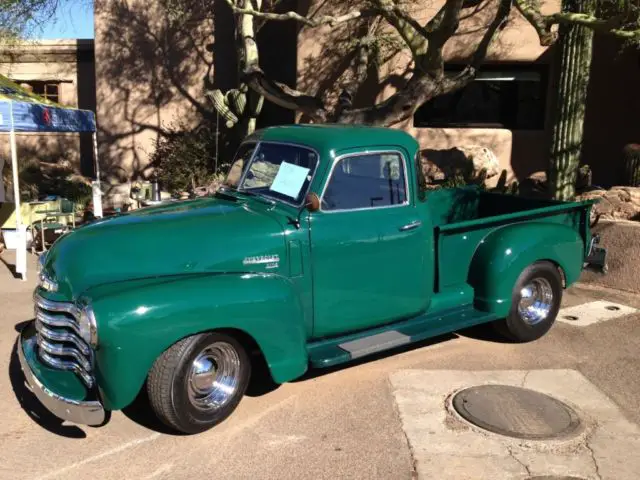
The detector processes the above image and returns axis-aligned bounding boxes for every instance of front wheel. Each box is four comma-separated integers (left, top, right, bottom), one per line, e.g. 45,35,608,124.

494,261,563,342
147,331,251,434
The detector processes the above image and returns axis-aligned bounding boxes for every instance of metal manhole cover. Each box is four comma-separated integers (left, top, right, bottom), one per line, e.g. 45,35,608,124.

451,385,581,440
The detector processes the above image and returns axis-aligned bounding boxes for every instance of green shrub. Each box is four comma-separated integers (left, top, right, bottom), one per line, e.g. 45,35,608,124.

150,119,229,195
8,160,93,211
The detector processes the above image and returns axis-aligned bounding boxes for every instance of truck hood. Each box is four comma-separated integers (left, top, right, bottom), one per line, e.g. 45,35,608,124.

40,196,288,299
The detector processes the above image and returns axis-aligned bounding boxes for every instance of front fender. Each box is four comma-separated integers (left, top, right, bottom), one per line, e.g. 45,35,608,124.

468,222,584,317
87,273,308,410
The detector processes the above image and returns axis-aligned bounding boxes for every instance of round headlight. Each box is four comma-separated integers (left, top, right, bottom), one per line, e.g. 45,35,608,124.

79,304,98,347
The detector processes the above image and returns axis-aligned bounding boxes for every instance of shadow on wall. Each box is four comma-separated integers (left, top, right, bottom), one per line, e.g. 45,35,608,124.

95,0,218,186
295,0,538,123
295,0,405,121
93,0,300,196
582,34,640,188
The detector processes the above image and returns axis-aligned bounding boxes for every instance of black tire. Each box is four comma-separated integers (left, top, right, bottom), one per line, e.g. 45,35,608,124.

147,331,251,434
493,261,563,343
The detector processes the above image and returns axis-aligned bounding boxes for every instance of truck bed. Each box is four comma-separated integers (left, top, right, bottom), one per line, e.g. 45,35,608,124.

424,187,595,293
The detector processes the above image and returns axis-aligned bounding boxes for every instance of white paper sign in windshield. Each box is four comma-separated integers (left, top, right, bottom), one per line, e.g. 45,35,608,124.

270,162,310,199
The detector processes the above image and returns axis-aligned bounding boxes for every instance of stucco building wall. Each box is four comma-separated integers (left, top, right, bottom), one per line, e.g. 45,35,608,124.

89,0,640,202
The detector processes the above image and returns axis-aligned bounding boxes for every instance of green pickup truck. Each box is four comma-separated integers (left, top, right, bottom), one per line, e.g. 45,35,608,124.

19,125,606,434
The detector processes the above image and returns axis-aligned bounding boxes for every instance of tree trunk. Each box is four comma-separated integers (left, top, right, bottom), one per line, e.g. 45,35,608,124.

548,0,595,201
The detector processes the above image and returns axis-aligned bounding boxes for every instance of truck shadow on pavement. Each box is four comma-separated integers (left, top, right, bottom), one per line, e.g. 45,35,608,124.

121,388,187,435
456,323,515,344
119,328,500,434
8,319,509,436
9,321,88,439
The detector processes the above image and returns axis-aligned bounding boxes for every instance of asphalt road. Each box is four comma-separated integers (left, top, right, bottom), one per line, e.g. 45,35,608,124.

1,252,639,480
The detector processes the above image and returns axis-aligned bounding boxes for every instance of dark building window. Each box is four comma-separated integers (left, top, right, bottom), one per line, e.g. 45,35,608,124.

414,65,548,130
22,81,60,103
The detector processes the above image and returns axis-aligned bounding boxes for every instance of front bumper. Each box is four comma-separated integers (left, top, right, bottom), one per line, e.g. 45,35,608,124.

18,321,105,426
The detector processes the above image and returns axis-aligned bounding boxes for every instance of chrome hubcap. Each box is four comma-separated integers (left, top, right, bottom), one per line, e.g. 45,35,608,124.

187,342,241,412
518,278,554,326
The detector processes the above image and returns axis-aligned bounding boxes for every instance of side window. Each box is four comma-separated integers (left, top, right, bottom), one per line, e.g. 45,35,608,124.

322,152,407,211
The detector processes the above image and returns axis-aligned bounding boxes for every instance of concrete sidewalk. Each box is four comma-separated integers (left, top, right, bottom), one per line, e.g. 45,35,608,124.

391,369,640,479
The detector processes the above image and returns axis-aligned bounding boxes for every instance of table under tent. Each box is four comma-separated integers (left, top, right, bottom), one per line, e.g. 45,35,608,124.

0,75,103,280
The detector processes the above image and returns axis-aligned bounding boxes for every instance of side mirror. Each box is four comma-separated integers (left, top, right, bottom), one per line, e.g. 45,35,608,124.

305,193,320,212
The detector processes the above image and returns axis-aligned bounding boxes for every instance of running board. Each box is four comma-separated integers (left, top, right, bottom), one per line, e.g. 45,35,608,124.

307,306,496,368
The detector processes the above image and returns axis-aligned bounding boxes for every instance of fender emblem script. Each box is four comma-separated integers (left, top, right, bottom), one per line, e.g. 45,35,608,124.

243,254,280,269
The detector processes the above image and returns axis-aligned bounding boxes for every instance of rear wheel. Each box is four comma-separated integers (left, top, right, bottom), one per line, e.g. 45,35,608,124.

147,331,251,434
494,261,563,342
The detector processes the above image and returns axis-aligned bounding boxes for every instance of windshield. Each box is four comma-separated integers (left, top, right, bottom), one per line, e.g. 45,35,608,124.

224,143,256,189
236,142,319,205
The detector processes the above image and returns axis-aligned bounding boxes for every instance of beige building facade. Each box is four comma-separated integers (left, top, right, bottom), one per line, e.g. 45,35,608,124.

0,39,97,177
92,0,640,203
6,1,640,207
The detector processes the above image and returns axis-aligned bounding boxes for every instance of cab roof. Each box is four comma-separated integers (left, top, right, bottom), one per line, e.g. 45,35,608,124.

246,124,420,158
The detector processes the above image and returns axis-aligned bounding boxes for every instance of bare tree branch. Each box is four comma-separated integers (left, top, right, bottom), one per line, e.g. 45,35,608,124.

470,0,513,67
336,18,382,114
514,0,558,45
515,0,640,45
421,0,465,76
372,0,429,57
231,0,328,121
424,1,449,33
244,66,328,121
224,0,378,27
443,0,514,93
548,11,640,40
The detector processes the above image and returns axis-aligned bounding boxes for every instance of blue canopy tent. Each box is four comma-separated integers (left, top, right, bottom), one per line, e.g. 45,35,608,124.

0,76,102,279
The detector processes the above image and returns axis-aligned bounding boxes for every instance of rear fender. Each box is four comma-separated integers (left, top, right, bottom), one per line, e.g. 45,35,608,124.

468,222,584,317
88,273,308,410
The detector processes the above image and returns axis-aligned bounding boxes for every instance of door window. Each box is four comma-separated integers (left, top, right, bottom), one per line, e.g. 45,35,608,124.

321,152,408,211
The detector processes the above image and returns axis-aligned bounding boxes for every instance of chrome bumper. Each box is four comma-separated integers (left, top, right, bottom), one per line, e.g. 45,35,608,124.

18,325,105,426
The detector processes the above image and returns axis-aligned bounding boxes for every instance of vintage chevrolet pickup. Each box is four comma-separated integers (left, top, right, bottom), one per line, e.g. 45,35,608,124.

19,125,607,434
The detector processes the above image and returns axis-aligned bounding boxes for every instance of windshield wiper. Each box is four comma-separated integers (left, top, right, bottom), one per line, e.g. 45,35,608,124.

232,188,276,206
213,187,239,202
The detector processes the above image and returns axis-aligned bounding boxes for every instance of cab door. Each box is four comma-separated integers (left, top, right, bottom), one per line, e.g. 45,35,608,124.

309,150,432,338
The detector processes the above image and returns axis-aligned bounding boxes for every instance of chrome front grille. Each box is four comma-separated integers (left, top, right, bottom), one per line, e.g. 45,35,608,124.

34,295,94,388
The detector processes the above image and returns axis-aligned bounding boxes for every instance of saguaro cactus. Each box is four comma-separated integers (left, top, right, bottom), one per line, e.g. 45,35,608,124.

207,82,264,137
548,0,596,201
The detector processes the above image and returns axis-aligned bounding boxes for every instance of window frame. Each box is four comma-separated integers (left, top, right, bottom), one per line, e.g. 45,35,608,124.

413,63,549,131
236,140,321,208
21,80,62,103
319,149,411,213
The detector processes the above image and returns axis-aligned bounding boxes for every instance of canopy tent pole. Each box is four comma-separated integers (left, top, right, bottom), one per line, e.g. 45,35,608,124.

93,132,101,183
8,100,26,280
1,74,99,280
91,131,103,218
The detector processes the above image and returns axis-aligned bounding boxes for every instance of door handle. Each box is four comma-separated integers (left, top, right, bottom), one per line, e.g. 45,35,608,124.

399,221,422,232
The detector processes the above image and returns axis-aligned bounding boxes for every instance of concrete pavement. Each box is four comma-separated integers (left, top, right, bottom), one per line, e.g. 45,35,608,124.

1,250,639,479
391,369,640,480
